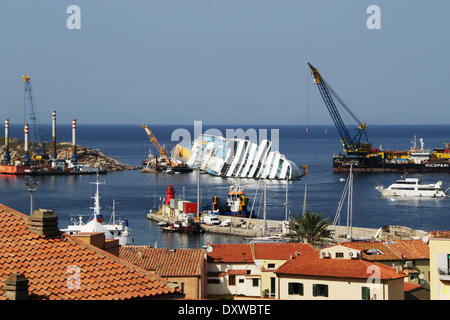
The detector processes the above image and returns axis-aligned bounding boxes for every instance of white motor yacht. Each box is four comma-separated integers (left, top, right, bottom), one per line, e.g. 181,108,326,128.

375,178,448,198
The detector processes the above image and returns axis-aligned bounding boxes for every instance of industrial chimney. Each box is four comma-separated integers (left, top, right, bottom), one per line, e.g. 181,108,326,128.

23,123,30,166
52,111,57,159
3,119,10,163
71,119,78,163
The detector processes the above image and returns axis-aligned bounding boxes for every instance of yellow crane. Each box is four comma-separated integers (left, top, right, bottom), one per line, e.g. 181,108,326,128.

141,124,172,167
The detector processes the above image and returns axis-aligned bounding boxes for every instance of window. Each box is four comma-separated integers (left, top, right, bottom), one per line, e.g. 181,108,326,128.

207,279,220,284
335,252,344,258
312,284,328,297
229,275,236,286
288,282,303,296
252,278,259,287
246,270,251,275
361,286,370,300
239,278,245,284
267,263,276,269
181,282,185,293
448,254,450,275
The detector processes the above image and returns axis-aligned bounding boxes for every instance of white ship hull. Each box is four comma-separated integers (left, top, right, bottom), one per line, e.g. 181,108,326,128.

376,178,447,198
173,134,302,180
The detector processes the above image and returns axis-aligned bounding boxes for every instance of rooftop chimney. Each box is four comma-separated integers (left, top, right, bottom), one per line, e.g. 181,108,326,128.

73,232,120,256
52,111,57,159
4,273,29,300
29,209,60,238
71,119,78,163
3,119,10,163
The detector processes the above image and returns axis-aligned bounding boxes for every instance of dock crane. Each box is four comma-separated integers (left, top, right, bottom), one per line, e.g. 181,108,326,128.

23,75,46,161
141,124,172,167
307,63,372,156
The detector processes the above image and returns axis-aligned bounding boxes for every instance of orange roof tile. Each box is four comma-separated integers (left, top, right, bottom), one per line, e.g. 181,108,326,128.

207,244,254,263
0,204,179,300
384,240,429,260
341,240,429,261
119,246,205,277
227,269,248,275
252,243,317,260
207,243,317,264
341,241,403,261
276,255,406,280
404,282,421,292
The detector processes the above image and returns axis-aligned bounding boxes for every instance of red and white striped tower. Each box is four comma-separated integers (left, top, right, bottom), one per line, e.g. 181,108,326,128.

4,119,9,151
3,119,10,163
71,119,78,162
52,111,57,159
23,123,30,165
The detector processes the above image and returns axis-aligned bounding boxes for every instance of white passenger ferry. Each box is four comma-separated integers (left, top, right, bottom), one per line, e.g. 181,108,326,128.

375,178,448,198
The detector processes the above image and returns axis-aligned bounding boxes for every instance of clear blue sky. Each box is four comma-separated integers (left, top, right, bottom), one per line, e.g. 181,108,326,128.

1,0,449,125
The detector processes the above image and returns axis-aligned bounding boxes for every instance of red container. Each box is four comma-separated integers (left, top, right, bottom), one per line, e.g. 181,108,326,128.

184,202,197,213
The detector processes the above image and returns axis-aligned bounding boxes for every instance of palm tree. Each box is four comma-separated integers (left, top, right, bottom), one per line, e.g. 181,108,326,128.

289,211,331,245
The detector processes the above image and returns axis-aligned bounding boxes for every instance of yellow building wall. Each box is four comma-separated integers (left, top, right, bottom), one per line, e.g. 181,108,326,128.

258,259,287,298
167,276,200,300
429,238,450,300
278,275,404,300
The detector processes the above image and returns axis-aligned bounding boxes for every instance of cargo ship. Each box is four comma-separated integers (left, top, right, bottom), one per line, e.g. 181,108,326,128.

307,62,450,174
333,138,450,173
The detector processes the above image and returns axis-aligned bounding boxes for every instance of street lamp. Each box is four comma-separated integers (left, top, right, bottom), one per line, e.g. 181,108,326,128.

24,177,39,215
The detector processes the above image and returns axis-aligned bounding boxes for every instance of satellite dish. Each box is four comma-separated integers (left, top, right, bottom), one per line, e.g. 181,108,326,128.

206,245,213,253
421,236,429,243
419,273,425,280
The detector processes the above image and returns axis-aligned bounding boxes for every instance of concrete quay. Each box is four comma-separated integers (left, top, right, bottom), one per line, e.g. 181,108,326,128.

147,212,426,240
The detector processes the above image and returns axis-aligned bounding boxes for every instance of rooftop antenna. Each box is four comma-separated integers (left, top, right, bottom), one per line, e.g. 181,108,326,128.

24,177,39,215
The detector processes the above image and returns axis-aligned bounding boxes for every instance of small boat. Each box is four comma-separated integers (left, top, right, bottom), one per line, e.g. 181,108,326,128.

375,177,448,198
161,225,178,232
246,234,287,243
61,174,134,245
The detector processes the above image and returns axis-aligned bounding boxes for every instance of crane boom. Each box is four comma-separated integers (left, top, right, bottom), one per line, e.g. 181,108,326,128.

307,63,371,155
23,75,43,156
141,124,171,165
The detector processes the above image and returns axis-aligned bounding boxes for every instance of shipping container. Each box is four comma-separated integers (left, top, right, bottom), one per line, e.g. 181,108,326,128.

184,202,197,213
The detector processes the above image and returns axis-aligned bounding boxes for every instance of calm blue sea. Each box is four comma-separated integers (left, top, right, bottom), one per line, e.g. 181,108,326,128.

1,124,450,248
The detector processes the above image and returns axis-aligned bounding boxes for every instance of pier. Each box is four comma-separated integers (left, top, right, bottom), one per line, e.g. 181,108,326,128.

146,212,428,240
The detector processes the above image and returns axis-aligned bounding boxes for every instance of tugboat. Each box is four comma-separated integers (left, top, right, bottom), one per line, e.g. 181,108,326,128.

211,182,257,218
61,173,134,245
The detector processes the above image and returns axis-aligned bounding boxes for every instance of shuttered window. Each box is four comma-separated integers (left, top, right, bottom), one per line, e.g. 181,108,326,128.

313,284,328,297
288,282,303,296
362,286,370,300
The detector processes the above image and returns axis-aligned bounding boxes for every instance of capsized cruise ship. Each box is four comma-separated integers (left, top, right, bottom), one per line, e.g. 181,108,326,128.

171,134,305,180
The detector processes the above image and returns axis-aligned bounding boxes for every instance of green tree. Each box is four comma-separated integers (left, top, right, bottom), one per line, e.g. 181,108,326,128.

289,211,331,245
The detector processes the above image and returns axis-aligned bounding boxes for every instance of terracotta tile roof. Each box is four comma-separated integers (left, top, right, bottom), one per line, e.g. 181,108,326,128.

276,255,407,280
340,240,429,261
404,282,421,292
385,240,429,260
340,242,404,261
207,272,227,277
207,244,254,263
252,243,317,260
428,230,450,239
228,269,248,275
207,243,317,264
0,204,178,300
119,246,205,277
